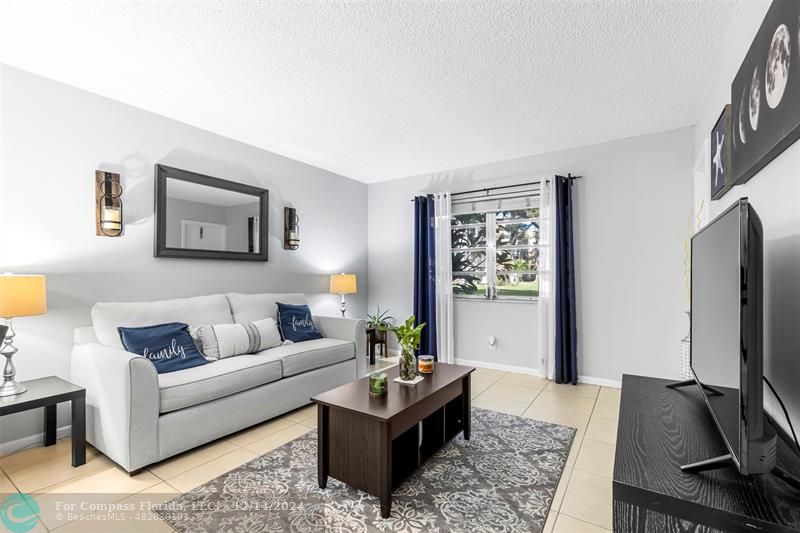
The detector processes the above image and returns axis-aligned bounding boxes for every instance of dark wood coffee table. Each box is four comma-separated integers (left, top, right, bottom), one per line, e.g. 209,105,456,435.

311,363,474,518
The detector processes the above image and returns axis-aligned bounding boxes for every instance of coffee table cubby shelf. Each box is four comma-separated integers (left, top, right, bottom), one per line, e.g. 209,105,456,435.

393,393,466,486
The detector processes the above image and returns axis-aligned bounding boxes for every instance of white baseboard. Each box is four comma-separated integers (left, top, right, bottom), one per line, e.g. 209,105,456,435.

0,425,71,458
454,357,544,376
454,357,621,389
576,375,622,389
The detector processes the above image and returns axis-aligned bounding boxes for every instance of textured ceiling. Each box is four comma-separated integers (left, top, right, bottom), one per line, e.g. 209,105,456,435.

0,1,738,183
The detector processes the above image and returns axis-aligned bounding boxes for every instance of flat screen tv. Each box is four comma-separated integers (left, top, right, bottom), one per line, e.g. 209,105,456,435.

678,198,776,475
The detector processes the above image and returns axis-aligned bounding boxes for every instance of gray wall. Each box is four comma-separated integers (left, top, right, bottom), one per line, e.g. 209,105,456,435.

368,128,694,383
164,198,260,252
225,202,261,253
691,1,800,439
0,66,368,450
165,198,227,248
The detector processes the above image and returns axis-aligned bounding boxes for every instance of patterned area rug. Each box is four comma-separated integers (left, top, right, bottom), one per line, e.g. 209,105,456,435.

156,408,575,533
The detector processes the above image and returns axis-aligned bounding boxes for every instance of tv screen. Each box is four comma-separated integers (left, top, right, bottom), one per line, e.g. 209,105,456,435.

690,198,774,475
691,203,742,458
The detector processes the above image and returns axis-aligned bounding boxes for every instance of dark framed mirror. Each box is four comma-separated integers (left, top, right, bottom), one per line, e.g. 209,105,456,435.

154,164,268,261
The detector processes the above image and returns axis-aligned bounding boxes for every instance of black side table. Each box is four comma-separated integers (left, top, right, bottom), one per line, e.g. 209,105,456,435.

0,376,86,467
366,327,388,365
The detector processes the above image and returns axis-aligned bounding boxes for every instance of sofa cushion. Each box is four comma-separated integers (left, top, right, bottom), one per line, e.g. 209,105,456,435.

118,322,208,374
93,294,234,348
157,354,282,413
226,292,306,324
260,337,354,377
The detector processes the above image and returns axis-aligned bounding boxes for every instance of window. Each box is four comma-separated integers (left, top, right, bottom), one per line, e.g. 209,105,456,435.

451,207,544,301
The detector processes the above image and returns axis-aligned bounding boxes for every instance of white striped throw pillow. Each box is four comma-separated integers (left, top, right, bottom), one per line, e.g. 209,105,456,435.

196,318,283,360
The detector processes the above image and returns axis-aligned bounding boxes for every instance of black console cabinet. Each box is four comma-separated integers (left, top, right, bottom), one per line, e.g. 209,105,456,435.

613,375,800,532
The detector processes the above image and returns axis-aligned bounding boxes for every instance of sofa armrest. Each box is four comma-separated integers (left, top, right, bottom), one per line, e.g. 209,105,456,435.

70,343,159,472
316,316,366,359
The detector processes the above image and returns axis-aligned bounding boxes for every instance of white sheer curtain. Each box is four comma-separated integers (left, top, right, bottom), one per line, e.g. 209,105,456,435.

537,178,557,379
433,192,455,364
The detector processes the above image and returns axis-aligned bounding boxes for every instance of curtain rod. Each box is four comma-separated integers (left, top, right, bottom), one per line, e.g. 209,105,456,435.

452,190,541,203
451,180,541,198
410,174,582,202
452,193,541,205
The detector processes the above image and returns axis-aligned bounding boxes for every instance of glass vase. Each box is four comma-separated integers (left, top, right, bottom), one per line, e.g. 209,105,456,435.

399,347,417,381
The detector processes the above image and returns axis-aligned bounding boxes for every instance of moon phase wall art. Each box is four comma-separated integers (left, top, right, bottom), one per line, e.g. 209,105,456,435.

710,105,733,200
731,0,800,185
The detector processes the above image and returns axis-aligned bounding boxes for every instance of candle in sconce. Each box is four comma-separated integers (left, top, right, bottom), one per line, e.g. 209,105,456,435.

96,170,124,237
101,205,122,231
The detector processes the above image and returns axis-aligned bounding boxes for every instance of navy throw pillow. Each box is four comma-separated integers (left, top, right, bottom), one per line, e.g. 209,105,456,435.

276,302,323,342
118,322,208,374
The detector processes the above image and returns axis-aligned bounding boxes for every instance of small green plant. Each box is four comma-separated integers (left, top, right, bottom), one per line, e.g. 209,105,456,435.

389,316,426,380
365,307,395,330
389,315,425,353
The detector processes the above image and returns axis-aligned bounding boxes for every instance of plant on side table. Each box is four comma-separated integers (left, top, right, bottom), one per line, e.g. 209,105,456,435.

388,316,425,381
366,307,394,340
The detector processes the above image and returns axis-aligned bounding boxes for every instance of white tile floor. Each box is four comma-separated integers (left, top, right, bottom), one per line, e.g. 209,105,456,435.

0,365,619,532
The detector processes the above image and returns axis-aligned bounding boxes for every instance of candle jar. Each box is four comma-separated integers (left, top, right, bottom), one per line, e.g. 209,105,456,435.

369,372,388,396
418,355,434,374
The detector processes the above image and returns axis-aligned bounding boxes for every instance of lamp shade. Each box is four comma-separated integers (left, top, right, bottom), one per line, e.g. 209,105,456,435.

329,274,357,295
0,275,47,318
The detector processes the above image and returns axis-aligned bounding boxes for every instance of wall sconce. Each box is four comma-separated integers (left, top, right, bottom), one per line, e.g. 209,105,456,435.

95,171,123,237
284,207,300,250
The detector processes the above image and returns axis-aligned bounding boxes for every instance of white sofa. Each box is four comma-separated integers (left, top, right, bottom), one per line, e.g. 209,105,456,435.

70,292,365,473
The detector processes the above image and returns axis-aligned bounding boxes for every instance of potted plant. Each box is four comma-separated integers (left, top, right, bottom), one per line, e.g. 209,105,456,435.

365,307,394,346
388,316,425,381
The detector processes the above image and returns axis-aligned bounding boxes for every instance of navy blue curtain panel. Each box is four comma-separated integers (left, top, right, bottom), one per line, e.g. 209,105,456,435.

554,176,578,384
413,195,438,359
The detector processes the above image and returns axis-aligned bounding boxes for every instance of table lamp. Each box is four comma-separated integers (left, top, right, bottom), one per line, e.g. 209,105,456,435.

0,274,47,397
329,273,357,318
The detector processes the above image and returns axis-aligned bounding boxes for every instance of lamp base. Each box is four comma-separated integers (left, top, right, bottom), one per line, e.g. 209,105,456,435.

0,379,26,397
0,318,26,397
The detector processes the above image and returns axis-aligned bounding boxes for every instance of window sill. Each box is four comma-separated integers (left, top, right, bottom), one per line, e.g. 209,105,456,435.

454,296,539,304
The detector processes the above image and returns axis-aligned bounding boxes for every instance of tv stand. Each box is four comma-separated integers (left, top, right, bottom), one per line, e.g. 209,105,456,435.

614,375,800,532
666,378,724,396
680,453,734,473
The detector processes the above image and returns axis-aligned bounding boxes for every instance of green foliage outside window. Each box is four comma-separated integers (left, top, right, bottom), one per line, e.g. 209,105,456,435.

451,208,541,299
